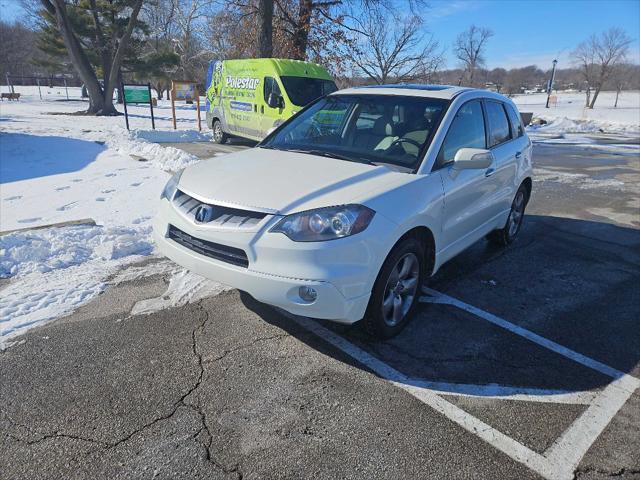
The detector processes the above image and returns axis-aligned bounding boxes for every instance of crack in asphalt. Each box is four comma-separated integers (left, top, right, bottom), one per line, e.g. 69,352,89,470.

209,332,292,363
1,303,293,480
182,303,244,480
574,467,640,479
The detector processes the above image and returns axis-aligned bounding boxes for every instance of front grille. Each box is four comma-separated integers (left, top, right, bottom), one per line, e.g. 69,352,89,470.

167,224,249,268
172,190,267,229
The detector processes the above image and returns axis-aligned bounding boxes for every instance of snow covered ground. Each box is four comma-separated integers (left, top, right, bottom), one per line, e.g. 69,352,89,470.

0,94,218,347
512,90,640,136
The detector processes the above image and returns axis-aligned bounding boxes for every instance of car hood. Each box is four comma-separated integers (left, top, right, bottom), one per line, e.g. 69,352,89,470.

178,147,410,215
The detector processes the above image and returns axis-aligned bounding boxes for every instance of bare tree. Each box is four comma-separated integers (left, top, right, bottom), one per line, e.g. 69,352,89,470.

610,63,633,108
39,0,143,115
171,0,216,82
572,28,632,109
349,10,443,84
453,25,493,87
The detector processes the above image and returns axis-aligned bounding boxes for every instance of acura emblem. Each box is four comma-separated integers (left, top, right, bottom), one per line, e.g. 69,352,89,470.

194,205,214,223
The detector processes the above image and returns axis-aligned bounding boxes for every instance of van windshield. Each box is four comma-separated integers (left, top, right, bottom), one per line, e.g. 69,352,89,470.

261,94,448,171
280,77,338,106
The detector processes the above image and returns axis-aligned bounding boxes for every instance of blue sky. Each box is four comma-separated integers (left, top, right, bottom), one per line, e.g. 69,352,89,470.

426,0,640,69
2,0,639,69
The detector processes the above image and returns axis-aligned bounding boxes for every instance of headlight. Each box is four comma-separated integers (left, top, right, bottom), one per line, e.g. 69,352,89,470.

271,205,375,242
160,169,183,200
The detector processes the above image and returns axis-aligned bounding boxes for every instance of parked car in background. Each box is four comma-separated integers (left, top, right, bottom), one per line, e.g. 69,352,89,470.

155,85,533,338
205,58,337,143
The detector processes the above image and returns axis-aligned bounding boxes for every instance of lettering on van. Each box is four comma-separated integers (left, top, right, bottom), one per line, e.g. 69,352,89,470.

226,76,260,90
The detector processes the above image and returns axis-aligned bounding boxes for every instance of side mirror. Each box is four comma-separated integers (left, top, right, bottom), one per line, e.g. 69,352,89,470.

453,148,493,170
267,93,283,109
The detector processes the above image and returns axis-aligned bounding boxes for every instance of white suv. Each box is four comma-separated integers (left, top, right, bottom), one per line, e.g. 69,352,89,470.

154,85,532,338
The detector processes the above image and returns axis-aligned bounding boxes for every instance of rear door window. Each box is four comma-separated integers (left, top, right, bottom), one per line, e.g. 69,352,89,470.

505,103,524,138
437,100,486,168
485,101,511,147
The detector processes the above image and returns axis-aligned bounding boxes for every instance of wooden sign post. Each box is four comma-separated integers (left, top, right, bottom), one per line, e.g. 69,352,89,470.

171,80,201,131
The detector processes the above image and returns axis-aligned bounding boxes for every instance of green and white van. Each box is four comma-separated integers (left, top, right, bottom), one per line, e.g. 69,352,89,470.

205,58,337,143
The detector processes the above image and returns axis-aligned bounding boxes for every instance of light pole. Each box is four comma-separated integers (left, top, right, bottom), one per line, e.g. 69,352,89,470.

545,59,558,108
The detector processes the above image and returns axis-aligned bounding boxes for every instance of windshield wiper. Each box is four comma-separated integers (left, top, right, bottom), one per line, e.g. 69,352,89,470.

280,147,375,166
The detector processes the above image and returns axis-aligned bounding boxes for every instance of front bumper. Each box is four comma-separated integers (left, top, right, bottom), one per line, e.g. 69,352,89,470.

153,200,396,323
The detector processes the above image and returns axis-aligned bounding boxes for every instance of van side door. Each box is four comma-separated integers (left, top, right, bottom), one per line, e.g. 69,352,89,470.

260,77,285,137
437,100,503,260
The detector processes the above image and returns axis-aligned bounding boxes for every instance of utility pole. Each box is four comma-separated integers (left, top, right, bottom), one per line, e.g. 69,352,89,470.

545,59,558,108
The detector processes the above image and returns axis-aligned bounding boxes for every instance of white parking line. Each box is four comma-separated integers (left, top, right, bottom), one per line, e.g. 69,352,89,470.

285,288,640,480
420,288,635,382
406,379,598,405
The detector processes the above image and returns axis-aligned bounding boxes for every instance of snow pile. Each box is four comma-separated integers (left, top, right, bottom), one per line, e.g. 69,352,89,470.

115,133,199,171
0,240,151,346
527,116,639,136
132,128,212,144
513,90,640,134
129,269,230,315
0,224,152,278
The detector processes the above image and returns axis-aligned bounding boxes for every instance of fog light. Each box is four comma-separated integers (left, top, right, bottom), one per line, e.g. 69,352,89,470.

299,286,317,302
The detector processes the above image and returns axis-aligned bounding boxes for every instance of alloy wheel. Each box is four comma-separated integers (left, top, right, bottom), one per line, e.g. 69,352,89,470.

382,253,420,327
213,122,223,142
508,191,525,238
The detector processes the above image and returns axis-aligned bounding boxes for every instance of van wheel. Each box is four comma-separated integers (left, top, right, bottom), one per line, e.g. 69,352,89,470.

487,185,527,246
212,119,228,144
363,237,424,339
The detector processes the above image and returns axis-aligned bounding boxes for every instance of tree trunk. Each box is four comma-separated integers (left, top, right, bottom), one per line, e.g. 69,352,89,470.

293,0,312,60
614,87,620,108
45,0,105,114
101,0,143,116
585,86,590,107
257,0,273,57
116,68,124,104
589,86,601,109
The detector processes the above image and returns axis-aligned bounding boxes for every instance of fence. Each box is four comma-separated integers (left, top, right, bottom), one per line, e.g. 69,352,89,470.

3,75,83,101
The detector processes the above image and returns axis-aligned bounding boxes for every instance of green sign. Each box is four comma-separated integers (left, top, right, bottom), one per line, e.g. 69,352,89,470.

123,84,151,103
121,82,155,130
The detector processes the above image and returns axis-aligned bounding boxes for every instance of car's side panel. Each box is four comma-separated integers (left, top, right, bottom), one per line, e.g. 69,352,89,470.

362,173,445,276
417,91,533,272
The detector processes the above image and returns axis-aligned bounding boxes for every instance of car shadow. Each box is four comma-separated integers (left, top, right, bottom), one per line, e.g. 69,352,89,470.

240,214,640,399
0,133,106,183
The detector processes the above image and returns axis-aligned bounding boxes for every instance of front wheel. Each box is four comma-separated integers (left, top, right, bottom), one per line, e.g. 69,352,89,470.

363,237,425,339
487,185,527,246
212,119,228,144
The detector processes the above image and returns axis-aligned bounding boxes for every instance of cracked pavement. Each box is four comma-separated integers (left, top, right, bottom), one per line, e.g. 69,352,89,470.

1,139,639,479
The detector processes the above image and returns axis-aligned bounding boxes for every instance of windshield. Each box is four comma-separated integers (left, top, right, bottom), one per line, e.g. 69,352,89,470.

280,76,338,106
261,94,448,171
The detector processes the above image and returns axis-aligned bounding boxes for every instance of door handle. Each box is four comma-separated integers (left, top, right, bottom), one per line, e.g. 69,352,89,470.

515,151,522,159
485,167,496,177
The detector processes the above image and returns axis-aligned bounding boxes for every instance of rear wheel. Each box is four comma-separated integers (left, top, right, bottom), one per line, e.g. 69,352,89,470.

363,237,425,339
212,119,228,144
487,185,527,246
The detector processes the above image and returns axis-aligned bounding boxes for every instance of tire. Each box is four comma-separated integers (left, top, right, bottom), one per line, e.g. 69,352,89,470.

487,185,528,246
363,236,425,339
212,119,228,144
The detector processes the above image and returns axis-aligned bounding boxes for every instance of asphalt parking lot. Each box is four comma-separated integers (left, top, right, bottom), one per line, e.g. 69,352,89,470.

1,136,639,479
